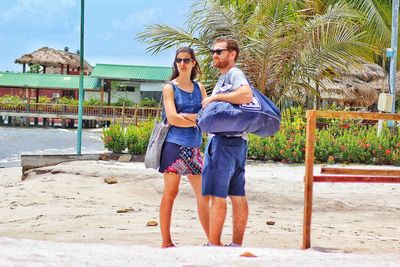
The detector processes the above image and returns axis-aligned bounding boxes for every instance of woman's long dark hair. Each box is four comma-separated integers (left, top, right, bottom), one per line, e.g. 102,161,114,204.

170,47,201,81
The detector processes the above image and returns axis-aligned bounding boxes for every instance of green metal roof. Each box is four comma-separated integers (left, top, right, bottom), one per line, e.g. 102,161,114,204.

91,64,172,81
0,72,101,90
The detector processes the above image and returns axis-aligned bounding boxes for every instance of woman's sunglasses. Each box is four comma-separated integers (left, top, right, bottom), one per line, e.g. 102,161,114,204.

210,49,230,55
175,58,192,64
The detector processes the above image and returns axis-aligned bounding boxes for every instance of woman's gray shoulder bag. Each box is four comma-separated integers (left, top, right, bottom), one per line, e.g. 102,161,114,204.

144,88,170,170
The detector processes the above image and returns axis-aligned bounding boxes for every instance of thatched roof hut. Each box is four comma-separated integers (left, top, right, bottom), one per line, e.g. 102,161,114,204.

320,62,384,107
320,77,378,107
15,47,92,73
367,71,400,96
345,62,386,82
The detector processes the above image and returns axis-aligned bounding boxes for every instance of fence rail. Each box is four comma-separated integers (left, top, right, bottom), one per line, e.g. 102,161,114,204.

0,102,160,122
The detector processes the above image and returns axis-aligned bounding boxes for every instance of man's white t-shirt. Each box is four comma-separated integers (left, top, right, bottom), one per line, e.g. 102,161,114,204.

210,66,250,139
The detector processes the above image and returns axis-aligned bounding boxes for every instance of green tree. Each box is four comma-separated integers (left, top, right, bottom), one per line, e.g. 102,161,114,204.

28,64,41,73
137,0,377,109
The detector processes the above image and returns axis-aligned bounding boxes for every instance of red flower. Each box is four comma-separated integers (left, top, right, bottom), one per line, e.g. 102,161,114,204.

365,143,371,148
104,136,113,144
385,149,391,155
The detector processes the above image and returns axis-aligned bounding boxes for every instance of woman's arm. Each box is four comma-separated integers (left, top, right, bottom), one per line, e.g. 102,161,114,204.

163,83,196,127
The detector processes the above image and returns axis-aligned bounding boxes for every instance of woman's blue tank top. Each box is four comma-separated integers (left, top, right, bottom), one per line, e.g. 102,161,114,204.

164,81,202,147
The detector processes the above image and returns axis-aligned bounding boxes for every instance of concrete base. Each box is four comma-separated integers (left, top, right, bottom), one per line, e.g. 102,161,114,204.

21,154,102,180
21,153,145,180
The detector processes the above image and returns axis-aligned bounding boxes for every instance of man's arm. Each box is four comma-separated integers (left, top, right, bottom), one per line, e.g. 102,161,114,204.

202,84,253,107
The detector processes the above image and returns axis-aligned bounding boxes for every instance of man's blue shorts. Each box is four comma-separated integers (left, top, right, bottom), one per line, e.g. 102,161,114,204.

202,135,247,198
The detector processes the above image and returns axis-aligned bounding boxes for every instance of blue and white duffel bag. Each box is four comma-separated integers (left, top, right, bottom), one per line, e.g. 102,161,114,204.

196,86,281,137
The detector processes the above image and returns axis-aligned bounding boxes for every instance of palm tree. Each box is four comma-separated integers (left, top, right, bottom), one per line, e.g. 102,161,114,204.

137,0,378,109
302,0,393,64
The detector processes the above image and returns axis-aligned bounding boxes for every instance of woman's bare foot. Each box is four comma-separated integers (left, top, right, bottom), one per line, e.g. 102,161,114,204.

161,243,175,248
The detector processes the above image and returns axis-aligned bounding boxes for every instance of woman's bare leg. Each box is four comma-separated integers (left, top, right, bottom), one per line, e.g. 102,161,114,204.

160,172,181,248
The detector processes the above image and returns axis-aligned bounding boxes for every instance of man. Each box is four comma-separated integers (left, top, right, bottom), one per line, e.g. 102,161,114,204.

202,37,253,247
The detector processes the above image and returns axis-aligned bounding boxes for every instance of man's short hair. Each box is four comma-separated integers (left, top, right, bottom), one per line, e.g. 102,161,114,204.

214,37,239,62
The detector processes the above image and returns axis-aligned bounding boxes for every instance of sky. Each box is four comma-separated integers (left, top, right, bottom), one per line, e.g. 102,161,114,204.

0,0,196,72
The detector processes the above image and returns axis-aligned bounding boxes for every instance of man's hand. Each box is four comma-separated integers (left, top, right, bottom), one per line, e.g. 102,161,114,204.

202,95,219,107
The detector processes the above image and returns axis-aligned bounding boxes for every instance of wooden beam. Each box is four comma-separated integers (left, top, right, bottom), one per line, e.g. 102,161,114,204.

302,110,316,250
315,110,400,121
314,175,400,183
321,167,400,176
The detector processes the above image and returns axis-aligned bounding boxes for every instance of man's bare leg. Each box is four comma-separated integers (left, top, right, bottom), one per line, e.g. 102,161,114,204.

208,196,227,246
230,196,248,245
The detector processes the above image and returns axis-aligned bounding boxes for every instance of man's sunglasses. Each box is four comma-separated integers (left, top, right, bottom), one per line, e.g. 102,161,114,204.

175,58,192,64
210,49,230,55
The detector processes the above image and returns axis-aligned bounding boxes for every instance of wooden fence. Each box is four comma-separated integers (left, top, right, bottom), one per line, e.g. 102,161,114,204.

302,110,400,249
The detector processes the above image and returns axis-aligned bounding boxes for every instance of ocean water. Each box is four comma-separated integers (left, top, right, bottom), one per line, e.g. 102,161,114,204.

0,127,106,168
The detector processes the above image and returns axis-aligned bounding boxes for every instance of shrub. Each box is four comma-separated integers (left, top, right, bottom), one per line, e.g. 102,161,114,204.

0,95,24,108
101,107,400,166
38,96,51,103
140,97,158,107
126,120,153,155
102,124,126,153
84,98,101,106
57,96,78,105
112,97,134,107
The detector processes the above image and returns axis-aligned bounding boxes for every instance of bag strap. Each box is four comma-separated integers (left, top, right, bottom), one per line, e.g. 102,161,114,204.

155,90,164,120
156,82,176,122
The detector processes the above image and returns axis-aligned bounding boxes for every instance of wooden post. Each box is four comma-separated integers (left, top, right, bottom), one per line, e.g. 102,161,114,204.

100,86,104,106
302,110,316,249
121,104,125,126
134,105,138,125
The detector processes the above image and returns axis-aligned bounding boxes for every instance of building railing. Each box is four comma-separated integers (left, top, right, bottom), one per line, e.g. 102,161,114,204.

0,102,160,121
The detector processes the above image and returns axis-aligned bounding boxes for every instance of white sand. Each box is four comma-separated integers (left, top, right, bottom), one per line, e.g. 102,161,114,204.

0,161,399,266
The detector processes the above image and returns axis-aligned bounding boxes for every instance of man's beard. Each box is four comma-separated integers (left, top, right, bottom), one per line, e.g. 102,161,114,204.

213,59,229,69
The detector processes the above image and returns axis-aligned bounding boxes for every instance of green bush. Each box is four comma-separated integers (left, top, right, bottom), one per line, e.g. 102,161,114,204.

112,97,134,107
0,95,24,108
38,96,51,103
0,95,23,103
57,96,78,105
101,107,400,165
140,97,158,107
84,98,101,106
126,120,153,155
102,124,126,153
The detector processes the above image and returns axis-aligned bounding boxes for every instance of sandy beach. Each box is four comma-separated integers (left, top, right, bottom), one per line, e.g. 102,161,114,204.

0,160,399,266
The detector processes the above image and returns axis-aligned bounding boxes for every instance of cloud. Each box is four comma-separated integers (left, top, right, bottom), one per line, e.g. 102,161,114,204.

0,0,76,24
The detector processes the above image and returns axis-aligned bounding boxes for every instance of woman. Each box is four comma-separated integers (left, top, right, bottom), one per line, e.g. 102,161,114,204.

158,47,209,248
